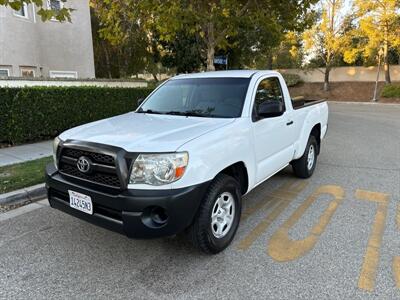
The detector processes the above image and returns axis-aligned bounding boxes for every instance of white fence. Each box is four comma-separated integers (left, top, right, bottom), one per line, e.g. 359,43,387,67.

280,66,400,82
0,79,148,88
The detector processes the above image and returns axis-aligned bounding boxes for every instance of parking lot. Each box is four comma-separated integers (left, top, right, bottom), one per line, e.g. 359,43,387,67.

0,102,399,299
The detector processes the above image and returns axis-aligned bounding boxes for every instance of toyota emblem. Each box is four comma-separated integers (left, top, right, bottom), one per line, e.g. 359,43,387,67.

77,156,91,173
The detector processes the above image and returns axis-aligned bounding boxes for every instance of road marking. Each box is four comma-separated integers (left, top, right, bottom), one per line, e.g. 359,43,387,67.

241,180,305,222
394,257,400,289
268,185,344,262
238,180,308,251
355,189,389,292
394,203,400,289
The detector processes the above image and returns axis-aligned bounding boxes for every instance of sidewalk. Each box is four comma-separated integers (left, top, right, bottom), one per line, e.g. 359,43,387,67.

0,140,52,167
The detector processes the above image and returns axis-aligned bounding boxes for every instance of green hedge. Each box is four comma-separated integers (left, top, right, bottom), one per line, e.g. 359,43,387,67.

381,84,400,98
0,86,153,145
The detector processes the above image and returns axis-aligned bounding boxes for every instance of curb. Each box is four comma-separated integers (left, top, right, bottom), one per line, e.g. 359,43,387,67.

328,101,400,106
0,183,46,206
0,199,49,223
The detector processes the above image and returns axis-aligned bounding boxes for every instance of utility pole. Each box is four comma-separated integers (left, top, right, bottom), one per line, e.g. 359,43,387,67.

372,48,384,102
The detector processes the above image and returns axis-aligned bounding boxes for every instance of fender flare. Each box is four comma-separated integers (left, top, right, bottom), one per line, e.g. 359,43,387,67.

294,122,321,160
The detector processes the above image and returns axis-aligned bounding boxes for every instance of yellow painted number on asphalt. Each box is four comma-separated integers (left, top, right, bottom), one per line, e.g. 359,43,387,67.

238,182,398,291
267,185,345,262
238,180,308,250
355,189,390,292
394,203,400,289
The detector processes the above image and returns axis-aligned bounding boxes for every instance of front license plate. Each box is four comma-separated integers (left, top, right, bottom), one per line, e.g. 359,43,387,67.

68,190,93,215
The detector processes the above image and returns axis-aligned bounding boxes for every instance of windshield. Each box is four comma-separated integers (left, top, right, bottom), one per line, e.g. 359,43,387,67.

138,78,251,118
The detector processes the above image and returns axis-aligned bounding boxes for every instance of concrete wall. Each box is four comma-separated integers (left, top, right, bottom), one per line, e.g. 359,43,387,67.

280,66,400,82
0,79,148,88
0,0,95,79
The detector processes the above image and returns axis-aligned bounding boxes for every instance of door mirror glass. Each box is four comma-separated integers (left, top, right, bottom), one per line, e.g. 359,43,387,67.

258,101,284,118
253,77,285,121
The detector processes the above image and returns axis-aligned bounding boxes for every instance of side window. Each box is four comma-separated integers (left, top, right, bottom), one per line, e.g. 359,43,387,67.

253,77,285,120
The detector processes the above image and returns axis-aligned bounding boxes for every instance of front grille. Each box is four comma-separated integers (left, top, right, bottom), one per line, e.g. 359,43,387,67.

63,148,115,165
59,147,121,188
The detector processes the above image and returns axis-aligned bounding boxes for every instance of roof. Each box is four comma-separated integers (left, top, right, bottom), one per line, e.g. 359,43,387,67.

172,70,278,79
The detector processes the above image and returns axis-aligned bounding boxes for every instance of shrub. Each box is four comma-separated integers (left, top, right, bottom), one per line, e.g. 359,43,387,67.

381,84,400,98
0,86,153,145
282,73,303,87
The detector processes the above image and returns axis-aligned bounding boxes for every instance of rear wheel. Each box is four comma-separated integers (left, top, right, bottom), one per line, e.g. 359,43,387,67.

292,135,318,178
188,174,241,254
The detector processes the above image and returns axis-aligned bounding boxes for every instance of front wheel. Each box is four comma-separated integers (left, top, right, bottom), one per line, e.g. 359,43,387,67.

188,174,242,254
291,135,318,178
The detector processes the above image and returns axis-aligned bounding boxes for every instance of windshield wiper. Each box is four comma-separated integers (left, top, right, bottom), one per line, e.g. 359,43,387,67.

138,109,218,117
164,110,208,117
137,109,164,115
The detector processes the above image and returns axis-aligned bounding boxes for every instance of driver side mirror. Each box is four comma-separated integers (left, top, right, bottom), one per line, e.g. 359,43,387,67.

257,101,284,119
137,98,145,106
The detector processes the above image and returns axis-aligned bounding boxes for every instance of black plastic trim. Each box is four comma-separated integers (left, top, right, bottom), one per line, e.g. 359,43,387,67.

58,139,138,190
46,164,210,239
292,99,326,110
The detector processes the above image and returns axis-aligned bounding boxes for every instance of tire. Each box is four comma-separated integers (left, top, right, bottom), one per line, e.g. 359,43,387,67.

188,174,242,254
292,135,318,179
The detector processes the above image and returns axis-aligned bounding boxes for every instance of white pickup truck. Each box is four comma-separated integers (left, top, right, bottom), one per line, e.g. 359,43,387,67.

46,70,328,254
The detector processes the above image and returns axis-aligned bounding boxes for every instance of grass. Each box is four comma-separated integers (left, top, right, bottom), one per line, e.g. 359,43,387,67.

381,84,400,98
0,156,52,194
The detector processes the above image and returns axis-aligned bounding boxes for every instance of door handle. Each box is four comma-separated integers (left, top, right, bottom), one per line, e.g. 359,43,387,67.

286,121,294,126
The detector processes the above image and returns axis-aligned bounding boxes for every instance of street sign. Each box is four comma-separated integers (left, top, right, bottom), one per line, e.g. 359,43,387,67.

214,56,228,65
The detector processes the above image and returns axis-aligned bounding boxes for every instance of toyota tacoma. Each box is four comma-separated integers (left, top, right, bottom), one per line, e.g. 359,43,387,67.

46,70,329,254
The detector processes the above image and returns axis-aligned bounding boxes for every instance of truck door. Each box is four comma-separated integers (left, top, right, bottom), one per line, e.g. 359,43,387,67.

251,76,296,183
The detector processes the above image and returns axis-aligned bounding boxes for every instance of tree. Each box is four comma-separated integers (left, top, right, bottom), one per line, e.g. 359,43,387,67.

272,31,306,69
221,14,283,69
95,0,318,72
91,0,164,80
344,0,400,84
91,9,120,78
160,30,205,73
158,1,319,71
0,0,72,21
304,0,350,91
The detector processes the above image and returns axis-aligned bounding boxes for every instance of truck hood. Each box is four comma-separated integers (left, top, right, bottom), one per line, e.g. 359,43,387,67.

59,112,235,152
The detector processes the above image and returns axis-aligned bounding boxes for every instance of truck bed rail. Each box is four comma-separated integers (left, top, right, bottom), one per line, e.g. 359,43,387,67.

291,97,326,110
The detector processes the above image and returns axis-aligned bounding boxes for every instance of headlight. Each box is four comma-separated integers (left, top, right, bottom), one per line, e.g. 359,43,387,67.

129,152,189,186
53,136,61,168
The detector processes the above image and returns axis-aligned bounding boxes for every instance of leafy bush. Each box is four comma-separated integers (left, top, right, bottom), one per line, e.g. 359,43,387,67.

282,73,303,87
0,86,153,145
381,84,400,98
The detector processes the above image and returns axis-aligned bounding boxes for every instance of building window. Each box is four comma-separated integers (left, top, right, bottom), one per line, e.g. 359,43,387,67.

47,0,63,12
0,69,10,78
20,67,36,78
49,71,78,79
13,3,28,18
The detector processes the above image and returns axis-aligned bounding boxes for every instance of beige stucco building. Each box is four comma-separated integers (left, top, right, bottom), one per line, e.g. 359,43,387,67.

0,0,95,79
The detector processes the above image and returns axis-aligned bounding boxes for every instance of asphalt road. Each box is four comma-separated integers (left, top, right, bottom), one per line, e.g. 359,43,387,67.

1,102,399,299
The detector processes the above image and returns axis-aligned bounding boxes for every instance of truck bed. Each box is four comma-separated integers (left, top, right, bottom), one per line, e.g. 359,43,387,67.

291,97,326,110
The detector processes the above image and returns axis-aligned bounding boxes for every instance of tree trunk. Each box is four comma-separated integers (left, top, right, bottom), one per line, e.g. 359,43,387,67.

206,45,215,71
384,57,391,84
102,42,112,79
384,25,391,84
206,22,216,71
152,73,159,82
323,67,331,91
266,52,273,70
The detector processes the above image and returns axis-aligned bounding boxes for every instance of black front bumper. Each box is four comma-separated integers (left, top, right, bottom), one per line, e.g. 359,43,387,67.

46,164,209,238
